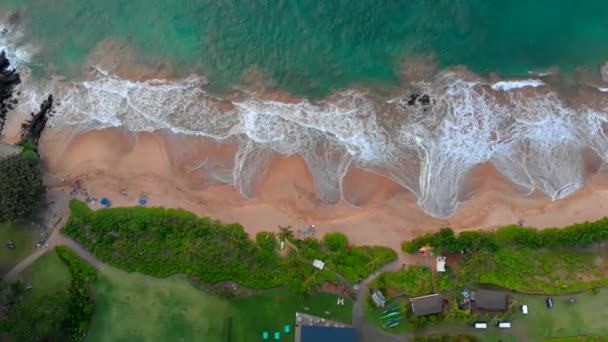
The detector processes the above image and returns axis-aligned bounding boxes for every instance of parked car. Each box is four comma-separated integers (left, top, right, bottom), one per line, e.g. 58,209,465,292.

498,322,511,328
474,322,487,329
546,297,553,309
521,304,528,315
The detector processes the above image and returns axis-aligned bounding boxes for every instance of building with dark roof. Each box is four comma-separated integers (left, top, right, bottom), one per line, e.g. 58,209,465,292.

410,293,444,317
300,326,357,342
475,289,508,311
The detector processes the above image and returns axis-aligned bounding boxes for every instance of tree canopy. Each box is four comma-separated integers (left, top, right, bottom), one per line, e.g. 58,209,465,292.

0,152,45,222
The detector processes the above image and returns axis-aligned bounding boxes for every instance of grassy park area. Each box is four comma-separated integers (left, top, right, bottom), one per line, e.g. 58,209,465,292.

230,288,352,342
0,222,37,273
87,267,352,342
87,267,231,342
17,249,71,300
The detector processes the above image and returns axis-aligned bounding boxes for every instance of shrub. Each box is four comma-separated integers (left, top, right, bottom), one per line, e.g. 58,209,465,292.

55,246,97,341
323,232,349,252
62,201,398,294
255,232,277,252
373,265,432,297
403,219,608,255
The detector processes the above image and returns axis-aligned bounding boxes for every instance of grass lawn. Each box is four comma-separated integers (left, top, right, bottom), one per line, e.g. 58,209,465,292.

417,289,608,341
362,296,412,335
0,222,37,274
18,249,71,301
229,288,353,342
87,267,231,342
514,290,608,340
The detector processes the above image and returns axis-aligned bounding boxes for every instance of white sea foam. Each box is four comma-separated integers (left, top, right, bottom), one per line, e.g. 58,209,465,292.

491,79,545,91
3,21,606,218
21,69,604,218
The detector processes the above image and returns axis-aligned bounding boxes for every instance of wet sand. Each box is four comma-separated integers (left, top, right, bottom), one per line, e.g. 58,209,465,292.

30,126,608,255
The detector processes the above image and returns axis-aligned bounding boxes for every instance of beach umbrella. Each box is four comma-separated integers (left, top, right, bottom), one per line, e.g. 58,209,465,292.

139,197,147,205
100,197,110,206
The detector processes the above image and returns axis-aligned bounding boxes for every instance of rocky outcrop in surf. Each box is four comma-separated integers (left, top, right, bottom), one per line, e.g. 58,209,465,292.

0,50,20,137
20,94,53,148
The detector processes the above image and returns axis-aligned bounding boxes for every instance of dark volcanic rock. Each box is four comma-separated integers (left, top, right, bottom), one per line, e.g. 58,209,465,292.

0,50,21,136
20,95,53,148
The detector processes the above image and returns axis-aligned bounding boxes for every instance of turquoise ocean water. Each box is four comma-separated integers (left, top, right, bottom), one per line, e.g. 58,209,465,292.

5,0,608,94
3,1,608,218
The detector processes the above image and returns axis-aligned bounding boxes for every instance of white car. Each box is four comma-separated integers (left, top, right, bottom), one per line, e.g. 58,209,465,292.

522,304,528,315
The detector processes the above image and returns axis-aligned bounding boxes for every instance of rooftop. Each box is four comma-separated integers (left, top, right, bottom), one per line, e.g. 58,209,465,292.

300,326,357,342
475,289,508,311
410,293,444,317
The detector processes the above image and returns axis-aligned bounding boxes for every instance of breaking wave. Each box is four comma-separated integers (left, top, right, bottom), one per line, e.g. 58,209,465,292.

4,25,608,218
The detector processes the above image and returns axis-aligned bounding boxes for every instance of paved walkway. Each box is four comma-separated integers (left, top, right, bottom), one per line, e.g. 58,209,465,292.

352,260,406,342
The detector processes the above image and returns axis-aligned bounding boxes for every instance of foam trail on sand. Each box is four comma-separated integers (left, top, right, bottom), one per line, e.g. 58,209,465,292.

4,26,608,218
25,69,607,218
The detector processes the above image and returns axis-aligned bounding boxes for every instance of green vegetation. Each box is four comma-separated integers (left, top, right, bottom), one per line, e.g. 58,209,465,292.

0,250,71,341
0,248,97,342
411,335,479,342
457,248,608,294
0,152,45,223
402,226,608,294
55,246,97,341
230,288,353,342
63,200,396,294
373,265,433,298
0,222,36,273
293,233,397,283
403,224,608,254
87,266,352,342
87,267,231,342
543,338,608,342
512,290,608,340
363,298,413,334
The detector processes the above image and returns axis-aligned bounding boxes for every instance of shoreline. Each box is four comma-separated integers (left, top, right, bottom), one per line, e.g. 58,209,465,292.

35,126,608,255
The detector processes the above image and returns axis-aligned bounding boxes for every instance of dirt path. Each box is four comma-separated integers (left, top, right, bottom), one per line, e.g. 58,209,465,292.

3,189,106,282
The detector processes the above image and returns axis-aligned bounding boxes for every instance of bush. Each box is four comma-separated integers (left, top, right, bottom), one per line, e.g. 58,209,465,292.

403,219,608,255
373,265,432,297
56,246,97,283
255,232,277,252
0,153,45,222
69,200,93,219
323,233,349,252
55,246,97,341
62,201,398,294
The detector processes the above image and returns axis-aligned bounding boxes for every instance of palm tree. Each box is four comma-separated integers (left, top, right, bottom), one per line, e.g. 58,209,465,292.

276,225,294,242
367,255,383,272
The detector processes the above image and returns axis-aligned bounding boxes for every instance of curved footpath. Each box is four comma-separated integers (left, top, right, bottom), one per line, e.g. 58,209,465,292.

352,260,405,342
2,192,409,341
3,189,108,281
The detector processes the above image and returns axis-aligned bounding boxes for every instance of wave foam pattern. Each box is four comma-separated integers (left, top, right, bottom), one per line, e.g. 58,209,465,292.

3,32,608,218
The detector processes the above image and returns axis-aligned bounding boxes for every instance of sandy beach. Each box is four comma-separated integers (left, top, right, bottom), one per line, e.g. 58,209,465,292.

15,125,606,256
